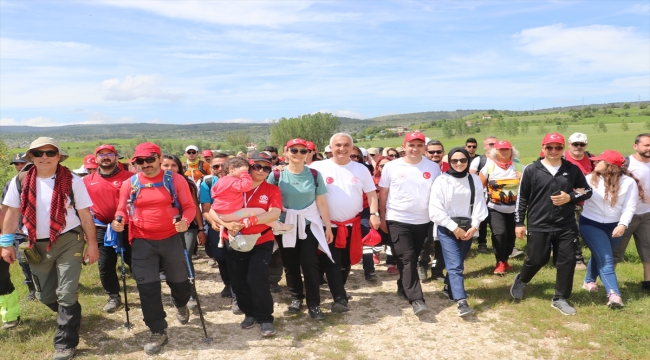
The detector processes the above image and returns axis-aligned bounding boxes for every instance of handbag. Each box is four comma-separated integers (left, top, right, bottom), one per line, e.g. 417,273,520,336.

229,228,272,252
450,174,475,232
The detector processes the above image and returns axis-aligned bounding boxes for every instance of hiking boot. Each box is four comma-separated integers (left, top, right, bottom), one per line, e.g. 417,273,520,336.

176,306,190,324
220,285,232,298
510,273,526,300
144,330,168,355
331,299,349,313
411,300,429,316
493,261,506,275
187,296,197,310
396,288,408,301
575,261,587,271
364,271,377,282
442,284,454,302
232,298,243,315
1,317,20,330
477,243,488,254
207,259,217,268
509,247,525,258
260,322,276,337
52,347,76,360
607,294,624,309
582,282,598,293
387,264,398,275
25,288,36,302
430,271,445,282
308,306,325,321
642,281,650,294
240,316,256,329
103,294,122,313
551,299,576,315
288,299,303,313
270,282,282,293
457,300,472,317
417,265,427,280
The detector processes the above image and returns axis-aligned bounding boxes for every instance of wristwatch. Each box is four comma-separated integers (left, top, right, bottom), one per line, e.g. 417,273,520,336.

370,212,380,217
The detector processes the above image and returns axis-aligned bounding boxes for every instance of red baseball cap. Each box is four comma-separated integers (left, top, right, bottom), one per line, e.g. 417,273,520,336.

95,144,117,154
404,131,426,143
542,133,565,145
202,150,213,158
130,142,161,162
84,154,98,169
286,138,309,148
305,141,316,151
494,140,512,150
591,150,625,167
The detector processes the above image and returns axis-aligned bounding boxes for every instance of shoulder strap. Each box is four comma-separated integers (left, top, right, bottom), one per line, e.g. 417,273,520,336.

514,162,522,173
183,162,188,172
468,174,475,216
198,160,207,175
486,161,495,177
623,156,630,169
273,169,280,184
162,170,180,209
478,155,487,171
129,173,141,204
205,176,213,189
310,168,319,189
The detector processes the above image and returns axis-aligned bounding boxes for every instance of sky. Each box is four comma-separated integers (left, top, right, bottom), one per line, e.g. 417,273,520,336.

1,0,649,126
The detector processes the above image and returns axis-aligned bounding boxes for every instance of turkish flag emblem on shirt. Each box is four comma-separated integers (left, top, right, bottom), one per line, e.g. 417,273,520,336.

326,177,334,184
423,172,431,179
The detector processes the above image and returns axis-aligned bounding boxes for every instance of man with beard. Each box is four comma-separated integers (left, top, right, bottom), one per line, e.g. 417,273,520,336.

426,140,449,172
465,138,479,163
83,145,133,313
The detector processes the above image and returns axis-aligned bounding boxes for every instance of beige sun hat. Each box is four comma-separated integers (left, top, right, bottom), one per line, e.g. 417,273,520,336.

24,137,69,162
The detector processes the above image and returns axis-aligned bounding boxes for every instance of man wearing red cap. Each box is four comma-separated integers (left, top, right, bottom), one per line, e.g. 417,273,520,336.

83,155,98,175
379,131,441,316
305,141,317,166
111,142,197,355
202,150,213,164
511,133,592,315
83,145,134,313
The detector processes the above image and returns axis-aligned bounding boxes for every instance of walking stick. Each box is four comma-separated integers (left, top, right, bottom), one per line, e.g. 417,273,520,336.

115,216,133,329
175,216,213,343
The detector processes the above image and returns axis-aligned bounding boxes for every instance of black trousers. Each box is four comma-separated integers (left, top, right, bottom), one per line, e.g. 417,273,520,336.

519,229,578,300
0,257,14,296
331,226,352,286
477,213,491,246
267,247,283,284
488,209,516,263
418,223,435,267
227,241,274,323
96,226,132,296
388,220,430,303
205,227,230,286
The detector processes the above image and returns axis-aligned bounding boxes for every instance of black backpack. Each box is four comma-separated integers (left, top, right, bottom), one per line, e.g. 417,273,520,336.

183,160,207,176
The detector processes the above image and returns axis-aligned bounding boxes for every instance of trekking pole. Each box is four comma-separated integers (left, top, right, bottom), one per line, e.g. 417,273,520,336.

115,216,133,329
174,215,213,343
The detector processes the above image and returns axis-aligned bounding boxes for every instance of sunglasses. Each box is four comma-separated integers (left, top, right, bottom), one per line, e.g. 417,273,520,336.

288,148,310,155
31,150,59,158
350,154,359,160
97,153,116,158
388,154,397,158
466,145,477,149
250,164,272,173
134,156,158,165
571,143,587,147
545,146,565,152
450,158,469,164
427,150,443,155
212,164,221,170
186,150,197,155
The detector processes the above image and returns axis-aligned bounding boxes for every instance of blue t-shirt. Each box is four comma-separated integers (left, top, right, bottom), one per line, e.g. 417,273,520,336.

199,176,218,204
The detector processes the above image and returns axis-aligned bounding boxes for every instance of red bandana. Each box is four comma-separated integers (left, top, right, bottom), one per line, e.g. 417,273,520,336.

494,159,513,170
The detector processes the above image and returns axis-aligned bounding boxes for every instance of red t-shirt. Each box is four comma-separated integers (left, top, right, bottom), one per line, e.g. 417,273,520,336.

115,171,196,241
83,169,133,224
237,181,283,245
565,153,593,175
439,161,450,173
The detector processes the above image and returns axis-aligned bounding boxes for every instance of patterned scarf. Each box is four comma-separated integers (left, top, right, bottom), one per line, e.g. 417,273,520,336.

20,164,73,250
494,159,513,170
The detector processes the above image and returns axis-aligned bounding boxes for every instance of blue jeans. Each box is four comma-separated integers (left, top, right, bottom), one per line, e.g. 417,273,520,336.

580,216,621,296
438,227,473,300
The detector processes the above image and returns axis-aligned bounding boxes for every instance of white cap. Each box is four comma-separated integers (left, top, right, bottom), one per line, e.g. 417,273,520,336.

185,145,199,152
360,147,368,157
568,133,588,144
324,145,331,152
73,165,88,175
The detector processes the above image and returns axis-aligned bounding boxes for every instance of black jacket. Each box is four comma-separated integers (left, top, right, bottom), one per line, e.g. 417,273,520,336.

515,158,592,232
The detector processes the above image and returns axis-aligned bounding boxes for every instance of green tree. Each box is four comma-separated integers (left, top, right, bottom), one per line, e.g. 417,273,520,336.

645,121,650,131
640,103,648,109
493,118,507,135
521,121,529,135
269,112,340,151
593,120,608,133
225,130,251,151
505,118,520,136
0,140,15,186
623,102,631,109
442,122,454,138
621,119,629,131
556,120,569,132
536,122,548,135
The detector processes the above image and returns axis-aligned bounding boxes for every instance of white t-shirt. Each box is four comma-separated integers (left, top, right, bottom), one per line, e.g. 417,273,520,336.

627,155,650,214
469,156,483,172
2,173,93,239
309,160,375,224
480,160,525,214
542,162,561,176
379,157,441,224
582,174,638,226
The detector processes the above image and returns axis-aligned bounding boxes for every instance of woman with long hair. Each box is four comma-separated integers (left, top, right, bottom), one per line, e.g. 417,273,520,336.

580,150,644,308
382,147,400,160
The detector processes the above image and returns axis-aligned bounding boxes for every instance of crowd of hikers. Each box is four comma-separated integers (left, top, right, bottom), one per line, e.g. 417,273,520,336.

1,130,649,359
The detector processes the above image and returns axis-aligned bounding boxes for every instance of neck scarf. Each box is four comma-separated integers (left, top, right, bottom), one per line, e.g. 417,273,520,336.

20,164,73,250
446,147,471,179
186,158,199,166
494,159,513,170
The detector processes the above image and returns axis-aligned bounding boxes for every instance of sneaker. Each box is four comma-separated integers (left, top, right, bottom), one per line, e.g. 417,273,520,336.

176,306,190,324
493,262,506,275
509,247,525,258
220,285,232,298
364,272,377,282
387,264,399,275
430,271,446,282
442,284,454,302
308,306,325,321
240,316,256,329
551,299,576,315
331,299,349,313
510,273,526,300
260,322,276,337
607,294,624,309
503,262,513,272
411,299,429,316
288,299,303,313
1,317,20,330
396,288,408,301
52,347,76,360
159,271,166,282
417,265,427,280
207,259,217,268
144,330,168,355
582,282,598,293
477,243,488,254
457,299,472,317
232,298,243,315
273,223,295,235
192,253,199,260
372,253,380,265
270,282,282,293
642,281,650,294
103,295,122,313
187,296,197,310
25,289,36,302
575,261,587,271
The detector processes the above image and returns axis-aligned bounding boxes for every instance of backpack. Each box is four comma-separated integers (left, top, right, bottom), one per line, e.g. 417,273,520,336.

623,156,630,169
129,170,179,210
272,168,319,189
183,160,207,176
477,155,487,172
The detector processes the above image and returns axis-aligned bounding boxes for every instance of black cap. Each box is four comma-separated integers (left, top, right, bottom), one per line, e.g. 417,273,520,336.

10,153,27,165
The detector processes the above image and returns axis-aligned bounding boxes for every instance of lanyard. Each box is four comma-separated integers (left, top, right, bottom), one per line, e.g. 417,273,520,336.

244,185,261,208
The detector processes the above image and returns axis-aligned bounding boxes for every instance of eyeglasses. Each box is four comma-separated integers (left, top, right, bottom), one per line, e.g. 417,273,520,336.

134,156,157,165
30,150,58,158
212,164,221,170
388,154,397,158
186,150,197,155
97,153,116,158
466,145,477,149
487,143,496,147
571,143,587,147
250,164,272,173
288,148,310,155
450,158,469,164
427,150,443,155
350,154,359,160
544,146,565,152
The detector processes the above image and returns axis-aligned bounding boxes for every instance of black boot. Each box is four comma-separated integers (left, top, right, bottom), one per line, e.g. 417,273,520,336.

25,282,36,302
53,302,82,351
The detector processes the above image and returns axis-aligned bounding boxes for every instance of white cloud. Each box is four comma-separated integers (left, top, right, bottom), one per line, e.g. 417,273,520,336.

513,24,649,73
623,3,650,14
317,110,365,119
0,38,93,59
102,74,184,102
0,116,65,127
